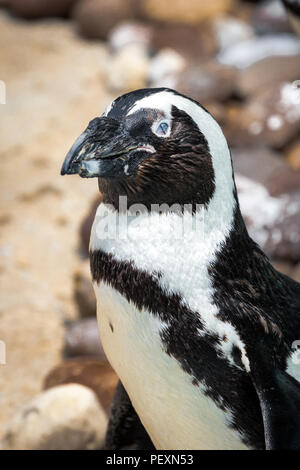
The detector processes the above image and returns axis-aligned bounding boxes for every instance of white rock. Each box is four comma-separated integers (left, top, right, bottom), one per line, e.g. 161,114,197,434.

148,48,186,88
2,384,107,450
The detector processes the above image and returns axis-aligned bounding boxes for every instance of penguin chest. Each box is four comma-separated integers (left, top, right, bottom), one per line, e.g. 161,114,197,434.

94,281,248,450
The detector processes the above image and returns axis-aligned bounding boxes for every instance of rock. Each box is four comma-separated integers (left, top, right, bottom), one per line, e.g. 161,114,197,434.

284,1,300,38
44,359,118,415
263,209,300,261
236,174,300,262
141,0,233,24
108,21,153,54
231,147,287,188
152,23,217,60
73,268,96,318
174,61,237,104
272,261,294,277
8,0,77,18
266,168,300,197
218,34,300,69
73,0,136,40
104,43,150,93
213,15,254,51
65,318,106,359
80,196,101,256
291,263,300,283
236,55,300,97
226,81,300,148
148,48,186,88
253,0,291,34
2,384,107,450
286,139,300,170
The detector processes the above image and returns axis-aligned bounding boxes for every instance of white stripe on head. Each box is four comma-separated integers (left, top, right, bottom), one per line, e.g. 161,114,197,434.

128,90,236,238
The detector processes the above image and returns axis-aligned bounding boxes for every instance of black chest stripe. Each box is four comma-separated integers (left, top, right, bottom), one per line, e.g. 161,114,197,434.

90,248,265,449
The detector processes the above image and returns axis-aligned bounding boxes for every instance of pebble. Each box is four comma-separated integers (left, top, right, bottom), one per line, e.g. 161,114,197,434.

73,0,136,40
226,81,300,148
141,0,233,24
65,318,106,359
236,174,300,261
73,268,96,318
253,0,291,34
213,15,254,51
218,34,300,69
2,384,107,450
286,139,300,170
7,0,76,18
108,21,153,54
104,43,150,92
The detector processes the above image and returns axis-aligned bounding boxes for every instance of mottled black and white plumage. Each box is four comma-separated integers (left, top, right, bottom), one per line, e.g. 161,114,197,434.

61,88,300,450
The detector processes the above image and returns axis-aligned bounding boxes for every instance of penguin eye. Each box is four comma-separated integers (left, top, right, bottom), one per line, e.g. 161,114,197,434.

154,121,170,137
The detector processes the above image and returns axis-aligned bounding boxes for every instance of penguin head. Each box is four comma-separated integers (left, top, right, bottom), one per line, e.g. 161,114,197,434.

61,88,234,208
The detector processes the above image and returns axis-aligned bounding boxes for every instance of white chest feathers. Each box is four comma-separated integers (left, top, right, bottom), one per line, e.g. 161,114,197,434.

94,281,248,450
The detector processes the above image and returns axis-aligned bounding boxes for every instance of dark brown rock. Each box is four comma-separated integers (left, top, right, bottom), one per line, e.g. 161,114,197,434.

8,0,77,18
44,358,118,415
73,0,136,40
73,269,96,318
64,318,105,359
152,23,217,60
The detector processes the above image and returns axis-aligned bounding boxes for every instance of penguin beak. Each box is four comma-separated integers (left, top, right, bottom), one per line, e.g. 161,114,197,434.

61,116,139,179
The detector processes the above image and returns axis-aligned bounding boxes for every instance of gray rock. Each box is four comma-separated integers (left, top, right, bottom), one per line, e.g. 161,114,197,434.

65,318,106,359
2,384,107,450
226,81,300,148
253,0,292,34
73,269,96,318
218,34,300,69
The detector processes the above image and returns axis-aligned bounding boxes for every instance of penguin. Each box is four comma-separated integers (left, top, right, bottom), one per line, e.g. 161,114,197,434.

61,88,300,450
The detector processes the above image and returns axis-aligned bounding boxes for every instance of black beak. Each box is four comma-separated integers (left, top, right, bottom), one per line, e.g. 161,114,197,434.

61,131,88,175
61,116,139,179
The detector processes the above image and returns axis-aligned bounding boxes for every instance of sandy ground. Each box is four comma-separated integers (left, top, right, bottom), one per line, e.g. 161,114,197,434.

0,11,111,439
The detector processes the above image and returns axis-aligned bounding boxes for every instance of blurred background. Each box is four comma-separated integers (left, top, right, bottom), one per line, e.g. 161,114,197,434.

0,0,299,450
